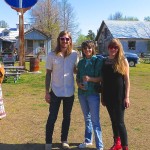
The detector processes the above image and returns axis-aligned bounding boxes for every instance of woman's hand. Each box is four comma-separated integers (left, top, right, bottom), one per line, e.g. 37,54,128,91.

83,75,90,82
124,97,130,109
77,82,86,90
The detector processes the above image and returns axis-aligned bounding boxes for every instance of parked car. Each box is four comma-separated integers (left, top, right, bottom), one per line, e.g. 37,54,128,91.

124,52,139,67
1,52,15,66
96,52,139,67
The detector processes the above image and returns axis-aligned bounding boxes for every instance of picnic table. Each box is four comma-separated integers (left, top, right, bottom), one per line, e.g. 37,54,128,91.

4,66,25,83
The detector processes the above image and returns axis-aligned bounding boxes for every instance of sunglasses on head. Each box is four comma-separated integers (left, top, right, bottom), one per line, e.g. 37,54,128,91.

108,45,119,50
60,37,70,41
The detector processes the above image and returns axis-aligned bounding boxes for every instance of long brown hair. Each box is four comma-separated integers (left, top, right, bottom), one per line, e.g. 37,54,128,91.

54,31,73,57
108,38,127,75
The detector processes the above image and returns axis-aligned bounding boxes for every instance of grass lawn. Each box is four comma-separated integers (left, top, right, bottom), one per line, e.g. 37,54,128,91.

0,62,150,150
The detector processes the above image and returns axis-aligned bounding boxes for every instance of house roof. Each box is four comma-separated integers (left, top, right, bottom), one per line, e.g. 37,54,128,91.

0,30,18,42
95,20,150,40
24,27,49,38
0,28,10,35
0,26,51,42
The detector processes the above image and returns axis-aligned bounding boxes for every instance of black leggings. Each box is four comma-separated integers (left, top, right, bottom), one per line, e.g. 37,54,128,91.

106,103,128,146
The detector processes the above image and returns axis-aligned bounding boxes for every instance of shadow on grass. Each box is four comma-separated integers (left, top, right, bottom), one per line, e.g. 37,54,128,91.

0,143,96,150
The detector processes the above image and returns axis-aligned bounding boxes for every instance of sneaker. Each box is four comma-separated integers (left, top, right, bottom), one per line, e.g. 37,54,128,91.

45,144,52,150
62,141,70,149
78,142,92,148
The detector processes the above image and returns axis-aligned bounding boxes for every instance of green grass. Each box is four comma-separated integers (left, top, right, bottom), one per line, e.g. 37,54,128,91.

0,62,150,150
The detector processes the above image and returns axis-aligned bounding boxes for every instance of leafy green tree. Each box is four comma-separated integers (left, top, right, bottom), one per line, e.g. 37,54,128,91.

124,16,139,21
86,30,95,40
75,29,96,48
29,0,79,49
75,34,87,47
29,0,60,49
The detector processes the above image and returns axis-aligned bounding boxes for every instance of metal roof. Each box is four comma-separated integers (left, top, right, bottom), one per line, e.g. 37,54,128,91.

95,20,150,40
105,20,150,39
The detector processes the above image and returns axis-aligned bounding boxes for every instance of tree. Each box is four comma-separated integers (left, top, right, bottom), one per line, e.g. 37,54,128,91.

144,16,150,21
29,0,60,49
86,30,95,40
124,16,139,21
75,33,87,47
0,20,9,28
108,12,139,21
58,0,79,39
108,12,123,20
29,0,79,49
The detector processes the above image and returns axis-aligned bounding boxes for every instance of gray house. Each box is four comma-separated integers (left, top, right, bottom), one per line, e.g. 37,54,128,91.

15,28,51,56
95,20,150,54
0,23,51,57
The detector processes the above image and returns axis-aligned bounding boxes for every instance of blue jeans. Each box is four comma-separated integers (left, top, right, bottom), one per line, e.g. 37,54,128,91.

46,91,74,143
78,94,103,149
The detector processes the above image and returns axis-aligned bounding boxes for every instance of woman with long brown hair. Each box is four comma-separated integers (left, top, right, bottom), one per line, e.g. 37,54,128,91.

101,38,130,150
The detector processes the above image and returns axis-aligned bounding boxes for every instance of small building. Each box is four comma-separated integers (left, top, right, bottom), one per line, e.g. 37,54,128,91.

0,23,51,58
15,28,51,56
95,20,150,54
0,28,17,52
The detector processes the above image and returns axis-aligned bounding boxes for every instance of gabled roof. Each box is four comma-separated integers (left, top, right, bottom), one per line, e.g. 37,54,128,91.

0,28,10,33
0,27,18,42
0,30,18,42
24,27,49,38
0,27,51,42
95,20,150,40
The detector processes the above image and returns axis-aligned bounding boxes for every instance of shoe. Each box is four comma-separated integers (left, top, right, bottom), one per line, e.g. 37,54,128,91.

62,141,70,149
122,146,128,150
45,144,52,150
78,142,92,148
109,137,122,150
97,148,103,150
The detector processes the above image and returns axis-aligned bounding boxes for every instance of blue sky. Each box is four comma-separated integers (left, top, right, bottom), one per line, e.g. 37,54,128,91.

0,0,150,35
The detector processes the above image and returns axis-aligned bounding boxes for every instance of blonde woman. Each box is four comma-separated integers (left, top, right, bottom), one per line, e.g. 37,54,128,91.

101,38,130,150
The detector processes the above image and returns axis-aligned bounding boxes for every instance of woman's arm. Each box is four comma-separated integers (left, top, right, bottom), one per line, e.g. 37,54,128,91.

83,76,102,83
124,59,130,108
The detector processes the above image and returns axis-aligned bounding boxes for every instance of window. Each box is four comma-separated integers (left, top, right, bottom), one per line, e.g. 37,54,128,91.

27,40,33,53
38,40,44,47
3,32,9,36
128,41,136,50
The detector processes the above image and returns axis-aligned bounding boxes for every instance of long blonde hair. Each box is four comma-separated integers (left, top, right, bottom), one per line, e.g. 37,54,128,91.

55,31,73,57
108,38,127,75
